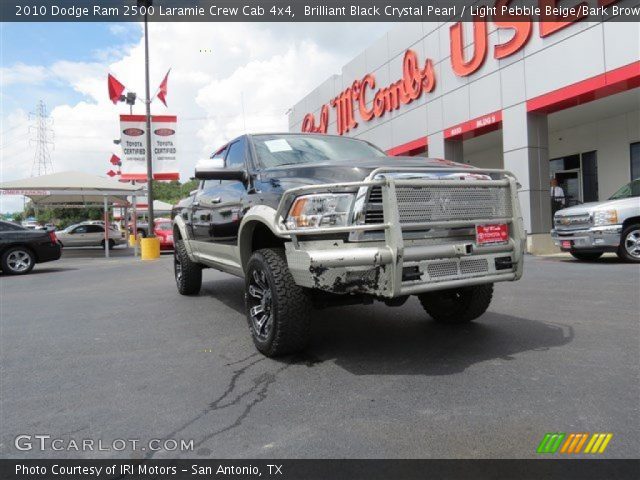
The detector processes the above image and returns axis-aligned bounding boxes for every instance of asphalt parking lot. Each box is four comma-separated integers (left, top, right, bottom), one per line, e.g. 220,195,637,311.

1,249,638,459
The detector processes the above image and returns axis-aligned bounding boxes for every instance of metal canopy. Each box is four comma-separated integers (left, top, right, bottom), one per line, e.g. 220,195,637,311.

0,171,144,259
0,171,143,206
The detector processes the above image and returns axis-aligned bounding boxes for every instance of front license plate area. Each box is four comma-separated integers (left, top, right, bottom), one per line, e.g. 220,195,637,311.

561,240,572,249
476,224,509,245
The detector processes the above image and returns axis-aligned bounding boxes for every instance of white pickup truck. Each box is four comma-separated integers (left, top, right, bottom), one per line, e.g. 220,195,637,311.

551,179,640,262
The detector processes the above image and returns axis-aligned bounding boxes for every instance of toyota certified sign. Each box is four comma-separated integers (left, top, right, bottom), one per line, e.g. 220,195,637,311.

119,115,179,181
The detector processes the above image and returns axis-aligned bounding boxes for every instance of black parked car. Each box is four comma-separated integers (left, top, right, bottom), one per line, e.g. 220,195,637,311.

0,220,62,275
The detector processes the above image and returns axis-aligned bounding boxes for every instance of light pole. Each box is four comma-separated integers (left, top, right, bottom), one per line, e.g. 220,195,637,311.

141,0,155,237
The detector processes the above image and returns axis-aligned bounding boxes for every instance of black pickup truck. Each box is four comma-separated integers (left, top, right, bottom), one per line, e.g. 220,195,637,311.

172,133,525,357
0,220,61,275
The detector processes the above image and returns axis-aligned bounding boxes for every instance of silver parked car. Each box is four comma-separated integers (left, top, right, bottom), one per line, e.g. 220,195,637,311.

551,179,640,262
56,223,125,250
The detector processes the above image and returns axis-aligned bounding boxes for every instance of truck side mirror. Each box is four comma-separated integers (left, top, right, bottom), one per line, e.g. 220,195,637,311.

195,158,246,181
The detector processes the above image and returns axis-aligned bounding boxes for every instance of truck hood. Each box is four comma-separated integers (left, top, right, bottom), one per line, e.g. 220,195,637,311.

259,156,477,188
555,198,634,216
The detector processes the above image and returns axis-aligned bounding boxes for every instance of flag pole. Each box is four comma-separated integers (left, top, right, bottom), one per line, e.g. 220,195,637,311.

143,1,155,238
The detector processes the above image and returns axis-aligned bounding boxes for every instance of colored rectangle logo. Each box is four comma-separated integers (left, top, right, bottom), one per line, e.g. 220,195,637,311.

537,433,613,454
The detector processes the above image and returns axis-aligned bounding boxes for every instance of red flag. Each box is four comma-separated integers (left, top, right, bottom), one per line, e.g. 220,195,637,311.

157,69,170,107
108,74,125,104
107,170,117,177
109,154,121,166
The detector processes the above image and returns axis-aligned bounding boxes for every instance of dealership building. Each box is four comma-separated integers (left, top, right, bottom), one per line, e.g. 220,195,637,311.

288,18,640,252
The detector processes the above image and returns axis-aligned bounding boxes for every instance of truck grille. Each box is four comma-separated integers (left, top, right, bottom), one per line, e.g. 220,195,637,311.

554,214,591,230
364,184,512,224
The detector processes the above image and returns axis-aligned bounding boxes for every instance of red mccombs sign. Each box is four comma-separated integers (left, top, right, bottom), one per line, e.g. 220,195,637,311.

302,49,435,136
301,0,624,135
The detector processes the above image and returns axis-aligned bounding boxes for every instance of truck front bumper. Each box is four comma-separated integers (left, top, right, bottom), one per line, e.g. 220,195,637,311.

551,226,621,251
275,168,525,298
285,239,521,297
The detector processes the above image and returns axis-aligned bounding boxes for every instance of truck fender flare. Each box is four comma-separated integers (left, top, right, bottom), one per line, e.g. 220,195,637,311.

238,205,288,271
173,215,196,260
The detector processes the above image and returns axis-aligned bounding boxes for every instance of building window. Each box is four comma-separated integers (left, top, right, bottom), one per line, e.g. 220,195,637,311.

631,142,640,181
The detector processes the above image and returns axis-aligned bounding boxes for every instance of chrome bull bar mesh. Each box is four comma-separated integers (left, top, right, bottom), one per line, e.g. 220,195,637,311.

274,167,517,236
394,184,512,223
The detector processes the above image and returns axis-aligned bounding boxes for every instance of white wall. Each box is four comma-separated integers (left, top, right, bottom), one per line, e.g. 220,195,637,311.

548,109,640,199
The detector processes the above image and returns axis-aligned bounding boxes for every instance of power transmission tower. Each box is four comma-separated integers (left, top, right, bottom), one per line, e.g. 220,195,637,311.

29,100,55,176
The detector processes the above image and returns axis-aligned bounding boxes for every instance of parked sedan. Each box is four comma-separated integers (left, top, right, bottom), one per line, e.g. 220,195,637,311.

56,223,125,249
0,220,61,275
154,219,174,250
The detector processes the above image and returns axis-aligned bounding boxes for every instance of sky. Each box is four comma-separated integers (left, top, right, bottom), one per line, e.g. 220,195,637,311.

0,21,392,213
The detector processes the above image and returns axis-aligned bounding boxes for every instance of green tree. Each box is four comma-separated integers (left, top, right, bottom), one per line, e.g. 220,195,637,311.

151,179,198,205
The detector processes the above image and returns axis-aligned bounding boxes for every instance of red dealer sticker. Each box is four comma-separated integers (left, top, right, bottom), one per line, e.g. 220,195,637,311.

476,224,509,245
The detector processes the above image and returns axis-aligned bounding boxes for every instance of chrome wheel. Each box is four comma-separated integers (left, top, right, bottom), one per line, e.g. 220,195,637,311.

7,250,32,273
624,229,640,259
247,268,273,341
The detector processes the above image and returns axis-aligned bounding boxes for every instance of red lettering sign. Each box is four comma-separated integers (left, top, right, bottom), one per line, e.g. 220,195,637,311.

493,0,532,59
301,104,329,134
302,49,435,136
444,111,503,140
450,20,488,77
539,0,588,37
301,0,605,132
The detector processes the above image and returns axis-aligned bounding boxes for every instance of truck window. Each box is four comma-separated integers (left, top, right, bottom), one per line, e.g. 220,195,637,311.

225,140,246,169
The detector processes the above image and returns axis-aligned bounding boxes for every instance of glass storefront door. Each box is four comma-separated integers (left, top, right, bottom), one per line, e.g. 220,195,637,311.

555,170,582,206
550,151,599,207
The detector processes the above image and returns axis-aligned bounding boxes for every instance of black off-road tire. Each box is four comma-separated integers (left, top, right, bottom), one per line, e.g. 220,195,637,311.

570,251,603,261
1,246,35,275
174,239,202,295
245,248,310,357
418,283,494,324
617,224,640,263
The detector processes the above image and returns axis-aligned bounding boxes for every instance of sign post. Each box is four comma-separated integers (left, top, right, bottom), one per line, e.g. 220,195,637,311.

143,2,155,238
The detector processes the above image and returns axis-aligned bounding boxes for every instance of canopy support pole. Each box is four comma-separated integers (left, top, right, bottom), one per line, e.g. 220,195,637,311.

133,194,139,257
123,205,128,249
104,196,109,259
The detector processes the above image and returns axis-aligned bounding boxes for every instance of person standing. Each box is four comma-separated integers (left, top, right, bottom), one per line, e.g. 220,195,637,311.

550,177,566,217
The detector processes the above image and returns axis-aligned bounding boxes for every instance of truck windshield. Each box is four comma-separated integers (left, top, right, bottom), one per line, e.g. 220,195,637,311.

609,179,640,199
251,134,385,168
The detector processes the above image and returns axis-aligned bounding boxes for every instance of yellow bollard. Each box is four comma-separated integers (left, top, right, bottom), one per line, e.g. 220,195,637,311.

140,237,161,260
128,234,138,247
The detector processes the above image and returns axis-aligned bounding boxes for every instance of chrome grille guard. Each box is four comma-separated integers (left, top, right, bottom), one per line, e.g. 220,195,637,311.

274,166,521,239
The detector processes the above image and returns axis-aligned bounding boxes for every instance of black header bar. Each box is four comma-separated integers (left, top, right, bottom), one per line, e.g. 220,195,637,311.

2,0,640,22
2,459,640,480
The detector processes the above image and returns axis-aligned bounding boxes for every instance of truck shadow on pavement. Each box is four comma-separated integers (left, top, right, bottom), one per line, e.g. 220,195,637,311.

306,305,574,376
203,278,574,377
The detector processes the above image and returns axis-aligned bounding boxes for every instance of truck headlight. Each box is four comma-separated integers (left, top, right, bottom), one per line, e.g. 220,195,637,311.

593,210,618,226
285,193,354,229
